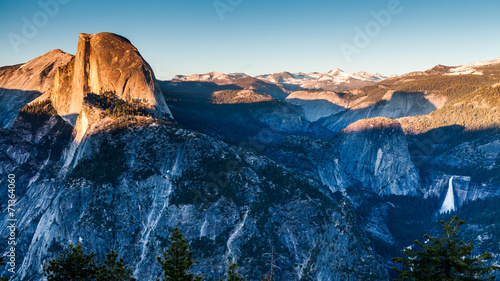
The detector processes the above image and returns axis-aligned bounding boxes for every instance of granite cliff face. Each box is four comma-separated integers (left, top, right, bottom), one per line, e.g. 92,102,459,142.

285,91,349,122
269,117,421,196
0,33,387,281
51,32,171,125
0,32,171,128
47,32,174,174
0,49,72,128
0,100,386,281
335,117,420,195
320,91,441,133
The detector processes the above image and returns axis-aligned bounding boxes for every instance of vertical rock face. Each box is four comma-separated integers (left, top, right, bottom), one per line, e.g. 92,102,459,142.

336,117,420,195
51,32,171,124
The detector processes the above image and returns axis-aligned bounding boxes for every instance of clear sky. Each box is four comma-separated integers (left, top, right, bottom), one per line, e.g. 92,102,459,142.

1,0,499,79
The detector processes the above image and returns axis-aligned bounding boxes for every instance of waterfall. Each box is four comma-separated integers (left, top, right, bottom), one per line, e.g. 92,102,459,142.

225,209,249,263
439,176,455,214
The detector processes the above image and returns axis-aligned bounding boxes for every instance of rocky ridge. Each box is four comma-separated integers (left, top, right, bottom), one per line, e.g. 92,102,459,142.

0,49,72,128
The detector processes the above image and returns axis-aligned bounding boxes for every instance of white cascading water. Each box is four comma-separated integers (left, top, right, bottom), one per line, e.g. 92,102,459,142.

225,209,249,263
439,176,456,214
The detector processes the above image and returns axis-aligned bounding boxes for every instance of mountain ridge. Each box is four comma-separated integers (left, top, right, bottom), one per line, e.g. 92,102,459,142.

0,49,73,128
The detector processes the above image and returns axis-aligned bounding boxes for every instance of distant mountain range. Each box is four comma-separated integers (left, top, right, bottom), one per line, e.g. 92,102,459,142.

172,69,390,93
1,32,500,281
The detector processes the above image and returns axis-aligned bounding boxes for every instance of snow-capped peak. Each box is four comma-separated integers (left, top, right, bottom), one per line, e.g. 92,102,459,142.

169,69,388,92
172,72,250,81
352,71,387,82
327,68,345,76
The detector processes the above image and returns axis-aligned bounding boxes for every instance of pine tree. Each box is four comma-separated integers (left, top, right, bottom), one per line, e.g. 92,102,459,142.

43,243,97,281
0,256,9,281
218,263,246,281
96,250,136,281
156,227,202,281
392,216,500,280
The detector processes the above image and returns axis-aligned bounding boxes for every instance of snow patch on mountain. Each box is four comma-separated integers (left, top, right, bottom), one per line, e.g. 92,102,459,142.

170,69,388,95
259,69,387,86
173,72,250,81
446,57,500,76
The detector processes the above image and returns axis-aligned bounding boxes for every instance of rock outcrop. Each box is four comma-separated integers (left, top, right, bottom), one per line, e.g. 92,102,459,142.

0,49,72,128
336,117,420,195
39,32,174,173
51,32,171,124
319,91,442,132
285,91,349,122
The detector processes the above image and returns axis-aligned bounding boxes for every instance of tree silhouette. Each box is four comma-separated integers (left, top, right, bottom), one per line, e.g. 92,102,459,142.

392,216,500,280
96,250,136,281
218,263,246,281
43,243,96,281
156,227,202,281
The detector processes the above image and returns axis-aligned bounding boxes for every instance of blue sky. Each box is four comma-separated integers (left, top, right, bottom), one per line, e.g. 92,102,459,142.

1,0,499,79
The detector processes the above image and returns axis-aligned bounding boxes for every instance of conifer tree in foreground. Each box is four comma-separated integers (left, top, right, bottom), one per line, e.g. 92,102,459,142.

96,250,136,281
43,243,96,281
43,244,135,281
392,216,500,280
218,263,246,281
157,227,202,281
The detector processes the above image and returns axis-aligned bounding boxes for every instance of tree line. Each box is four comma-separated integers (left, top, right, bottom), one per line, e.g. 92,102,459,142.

1,217,498,280
38,227,246,281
